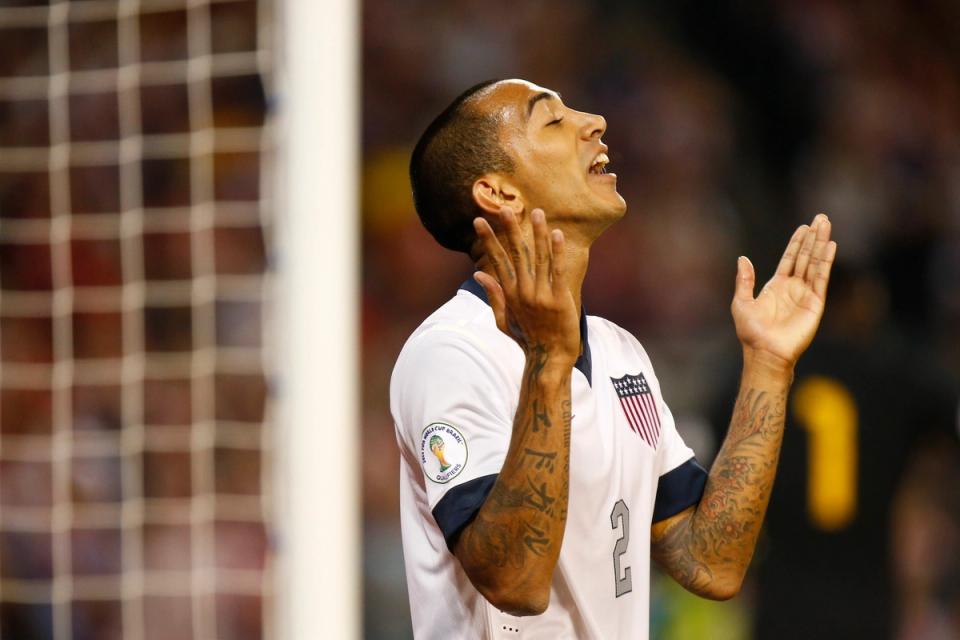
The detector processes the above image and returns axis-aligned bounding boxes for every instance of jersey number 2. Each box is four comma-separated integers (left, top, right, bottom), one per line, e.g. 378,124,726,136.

610,499,632,597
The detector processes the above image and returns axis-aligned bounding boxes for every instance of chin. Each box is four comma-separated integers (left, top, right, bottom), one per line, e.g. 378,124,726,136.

576,198,625,242
585,176,626,216
597,191,627,221
541,186,626,226
610,193,627,217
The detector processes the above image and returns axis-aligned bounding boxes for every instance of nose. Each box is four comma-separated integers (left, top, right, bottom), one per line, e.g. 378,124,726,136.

579,111,607,140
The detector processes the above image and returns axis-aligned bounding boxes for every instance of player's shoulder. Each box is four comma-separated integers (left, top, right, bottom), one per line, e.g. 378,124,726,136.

392,287,513,383
586,314,654,368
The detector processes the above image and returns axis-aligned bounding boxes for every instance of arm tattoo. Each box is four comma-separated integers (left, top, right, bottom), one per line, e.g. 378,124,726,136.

531,400,552,437
488,482,529,509
650,515,714,591
523,448,557,473
521,242,535,278
454,348,573,602
523,521,550,557
524,477,557,516
525,344,548,382
653,385,787,596
463,516,526,569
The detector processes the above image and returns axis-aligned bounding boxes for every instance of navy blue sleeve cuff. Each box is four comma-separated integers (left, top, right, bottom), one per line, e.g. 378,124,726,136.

653,457,708,523
431,474,498,551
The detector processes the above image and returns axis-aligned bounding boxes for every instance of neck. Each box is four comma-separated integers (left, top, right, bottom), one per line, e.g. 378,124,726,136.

563,241,589,317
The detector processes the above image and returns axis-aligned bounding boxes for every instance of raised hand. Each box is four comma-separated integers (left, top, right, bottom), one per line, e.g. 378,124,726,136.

731,214,837,368
653,216,836,599
472,207,580,366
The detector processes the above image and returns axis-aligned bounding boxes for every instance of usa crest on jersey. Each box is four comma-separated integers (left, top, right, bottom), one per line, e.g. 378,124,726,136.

610,372,661,448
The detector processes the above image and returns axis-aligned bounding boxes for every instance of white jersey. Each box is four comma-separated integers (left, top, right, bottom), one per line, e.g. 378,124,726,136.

391,280,707,640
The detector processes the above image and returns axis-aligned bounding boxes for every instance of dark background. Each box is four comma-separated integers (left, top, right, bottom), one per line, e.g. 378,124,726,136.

361,1,960,638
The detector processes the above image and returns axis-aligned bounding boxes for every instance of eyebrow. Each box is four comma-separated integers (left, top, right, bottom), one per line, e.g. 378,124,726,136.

526,91,561,120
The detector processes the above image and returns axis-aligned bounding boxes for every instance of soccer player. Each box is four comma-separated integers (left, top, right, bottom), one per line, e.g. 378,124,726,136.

391,79,837,638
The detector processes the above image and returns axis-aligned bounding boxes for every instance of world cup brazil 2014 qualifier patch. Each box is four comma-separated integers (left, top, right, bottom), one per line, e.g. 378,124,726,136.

420,422,468,484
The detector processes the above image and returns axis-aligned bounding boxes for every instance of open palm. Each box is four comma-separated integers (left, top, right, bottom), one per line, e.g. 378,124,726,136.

732,215,837,366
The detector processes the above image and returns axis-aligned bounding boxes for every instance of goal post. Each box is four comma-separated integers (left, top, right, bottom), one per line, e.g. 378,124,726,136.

273,0,360,638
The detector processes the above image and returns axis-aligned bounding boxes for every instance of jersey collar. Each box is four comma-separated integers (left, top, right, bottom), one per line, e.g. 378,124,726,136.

459,277,593,386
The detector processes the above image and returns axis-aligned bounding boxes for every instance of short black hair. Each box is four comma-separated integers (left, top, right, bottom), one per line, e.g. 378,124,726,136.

409,80,515,254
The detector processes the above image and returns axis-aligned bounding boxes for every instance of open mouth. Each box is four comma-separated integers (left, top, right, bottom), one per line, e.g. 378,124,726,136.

588,152,610,175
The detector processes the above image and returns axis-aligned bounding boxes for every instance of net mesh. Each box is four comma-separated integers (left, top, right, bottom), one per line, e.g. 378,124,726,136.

0,1,273,638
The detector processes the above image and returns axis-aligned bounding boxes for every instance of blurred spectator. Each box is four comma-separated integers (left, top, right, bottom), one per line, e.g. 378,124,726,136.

893,443,960,640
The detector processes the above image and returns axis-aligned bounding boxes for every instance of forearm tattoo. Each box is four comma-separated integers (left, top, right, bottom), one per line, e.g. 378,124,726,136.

652,387,787,595
456,344,572,596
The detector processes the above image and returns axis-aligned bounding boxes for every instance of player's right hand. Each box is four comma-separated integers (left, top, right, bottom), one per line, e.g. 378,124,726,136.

473,207,580,366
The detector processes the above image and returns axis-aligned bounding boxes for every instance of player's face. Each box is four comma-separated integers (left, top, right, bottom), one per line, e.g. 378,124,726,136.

479,80,626,226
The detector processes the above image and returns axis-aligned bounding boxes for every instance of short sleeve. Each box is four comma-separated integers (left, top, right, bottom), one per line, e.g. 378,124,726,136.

391,328,514,548
652,397,707,522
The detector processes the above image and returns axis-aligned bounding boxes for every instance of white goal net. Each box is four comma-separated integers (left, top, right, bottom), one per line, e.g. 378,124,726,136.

0,1,276,638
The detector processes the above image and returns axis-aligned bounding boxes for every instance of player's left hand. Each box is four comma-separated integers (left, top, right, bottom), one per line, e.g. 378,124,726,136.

731,213,837,370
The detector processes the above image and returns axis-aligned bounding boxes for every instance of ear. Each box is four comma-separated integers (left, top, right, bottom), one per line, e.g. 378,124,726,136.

472,175,524,218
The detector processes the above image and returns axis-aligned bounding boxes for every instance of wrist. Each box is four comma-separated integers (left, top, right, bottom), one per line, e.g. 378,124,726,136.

524,348,576,381
524,341,579,367
741,347,795,385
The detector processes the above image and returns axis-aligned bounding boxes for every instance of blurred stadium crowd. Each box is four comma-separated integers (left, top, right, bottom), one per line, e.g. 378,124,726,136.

1,1,269,639
362,1,960,638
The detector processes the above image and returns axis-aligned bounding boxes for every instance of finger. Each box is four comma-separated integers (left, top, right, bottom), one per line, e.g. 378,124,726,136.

546,216,555,284
500,207,534,292
813,240,837,300
550,228,566,297
474,271,509,334
733,256,756,303
804,215,832,285
473,216,515,289
531,209,550,294
775,225,808,276
792,219,819,279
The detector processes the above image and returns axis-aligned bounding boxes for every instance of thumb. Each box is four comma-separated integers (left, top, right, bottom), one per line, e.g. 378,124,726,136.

734,256,755,302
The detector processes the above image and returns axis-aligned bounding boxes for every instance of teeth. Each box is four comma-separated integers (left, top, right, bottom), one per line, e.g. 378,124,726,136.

590,152,610,174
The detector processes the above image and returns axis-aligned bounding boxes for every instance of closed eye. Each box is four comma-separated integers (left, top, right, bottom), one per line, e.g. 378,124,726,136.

546,117,563,127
